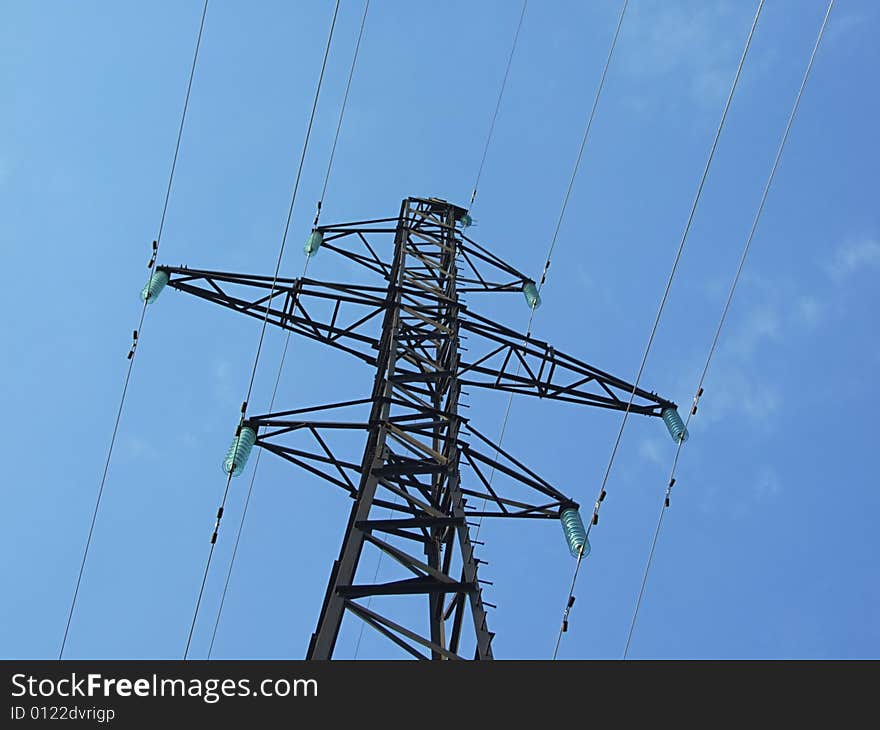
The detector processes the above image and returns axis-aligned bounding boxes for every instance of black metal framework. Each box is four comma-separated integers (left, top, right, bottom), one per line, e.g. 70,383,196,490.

158,197,676,659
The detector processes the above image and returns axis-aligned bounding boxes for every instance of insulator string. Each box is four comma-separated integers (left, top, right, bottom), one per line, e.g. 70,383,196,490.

206,256,312,658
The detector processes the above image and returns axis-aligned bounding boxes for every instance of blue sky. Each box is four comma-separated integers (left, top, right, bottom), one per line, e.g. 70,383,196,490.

2,0,877,660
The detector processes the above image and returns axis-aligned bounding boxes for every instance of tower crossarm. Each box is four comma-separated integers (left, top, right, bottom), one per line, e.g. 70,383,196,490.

458,309,676,415
158,267,386,365
314,199,533,295
243,400,580,520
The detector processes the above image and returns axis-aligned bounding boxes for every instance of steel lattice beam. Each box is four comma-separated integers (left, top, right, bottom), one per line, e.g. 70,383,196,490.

158,196,679,660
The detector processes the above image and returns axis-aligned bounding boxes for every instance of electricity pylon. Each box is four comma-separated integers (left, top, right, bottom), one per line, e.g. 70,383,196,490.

155,197,678,659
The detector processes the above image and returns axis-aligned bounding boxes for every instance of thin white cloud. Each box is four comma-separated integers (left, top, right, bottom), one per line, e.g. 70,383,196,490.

827,238,880,280
212,358,237,405
753,465,782,502
723,304,782,361
671,276,787,433
724,465,783,520
123,434,159,461
683,235,878,433
795,295,824,329
639,436,667,467
620,1,744,110
824,8,874,49
695,362,780,432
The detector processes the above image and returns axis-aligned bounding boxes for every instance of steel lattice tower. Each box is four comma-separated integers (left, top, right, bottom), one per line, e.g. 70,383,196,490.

157,197,678,659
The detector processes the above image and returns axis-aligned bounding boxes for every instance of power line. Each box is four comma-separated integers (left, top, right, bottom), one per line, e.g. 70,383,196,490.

535,0,628,288
352,494,398,659
206,0,371,659
623,0,835,660
183,0,341,659
315,0,370,225
552,0,766,660
155,1,210,246
468,0,528,208
206,259,311,658
59,0,210,659
239,0,340,411
349,2,532,652
354,0,606,630
471,0,628,556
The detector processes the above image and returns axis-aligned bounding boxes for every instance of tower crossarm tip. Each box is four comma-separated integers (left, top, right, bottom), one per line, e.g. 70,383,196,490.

159,266,388,366
457,310,675,415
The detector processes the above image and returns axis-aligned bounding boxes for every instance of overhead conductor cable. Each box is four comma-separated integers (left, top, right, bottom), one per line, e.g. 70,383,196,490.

352,0,531,659
207,0,371,659
468,0,528,209
553,0,767,660
59,0,210,659
623,0,835,659
184,0,341,659
471,0,629,565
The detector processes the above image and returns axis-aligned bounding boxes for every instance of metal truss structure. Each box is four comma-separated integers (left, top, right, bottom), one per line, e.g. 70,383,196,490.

158,197,677,659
